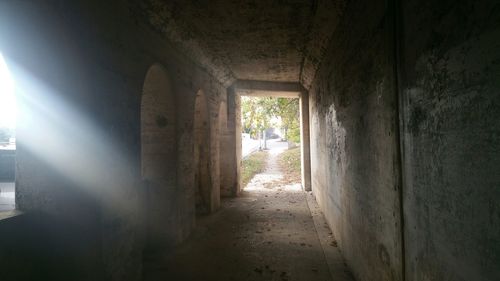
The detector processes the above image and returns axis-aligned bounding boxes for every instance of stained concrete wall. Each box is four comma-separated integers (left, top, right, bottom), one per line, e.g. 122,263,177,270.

193,90,212,214
310,0,500,281
309,0,403,280
220,87,242,197
0,1,228,280
141,64,179,256
400,1,500,280
219,97,234,197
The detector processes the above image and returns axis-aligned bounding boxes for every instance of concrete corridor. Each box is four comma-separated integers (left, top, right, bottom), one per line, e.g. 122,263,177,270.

0,1,499,281
145,145,353,281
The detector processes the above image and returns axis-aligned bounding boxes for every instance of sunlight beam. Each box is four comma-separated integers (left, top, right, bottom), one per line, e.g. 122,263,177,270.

0,53,16,129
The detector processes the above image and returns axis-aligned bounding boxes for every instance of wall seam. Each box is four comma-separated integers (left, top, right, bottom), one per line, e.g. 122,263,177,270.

391,0,407,280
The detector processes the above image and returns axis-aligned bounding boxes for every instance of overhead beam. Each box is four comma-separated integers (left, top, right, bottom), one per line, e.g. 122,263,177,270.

233,80,305,97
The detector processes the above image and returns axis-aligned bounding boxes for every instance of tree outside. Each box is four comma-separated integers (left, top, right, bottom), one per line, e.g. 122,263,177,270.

241,96,300,143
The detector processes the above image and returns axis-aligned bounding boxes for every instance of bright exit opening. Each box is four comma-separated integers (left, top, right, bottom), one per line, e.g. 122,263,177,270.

0,52,16,211
240,95,302,191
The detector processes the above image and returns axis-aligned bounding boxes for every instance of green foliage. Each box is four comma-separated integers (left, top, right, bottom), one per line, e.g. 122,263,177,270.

241,96,274,138
275,98,300,142
241,151,268,187
278,147,301,183
288,126,300,143
241,96,300,142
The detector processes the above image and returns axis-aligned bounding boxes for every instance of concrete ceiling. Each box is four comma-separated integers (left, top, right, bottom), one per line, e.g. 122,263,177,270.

130,0,345,88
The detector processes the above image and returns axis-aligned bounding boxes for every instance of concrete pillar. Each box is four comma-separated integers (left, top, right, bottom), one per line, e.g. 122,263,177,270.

300,91,311,191
218,98,230,197
220,86,241,196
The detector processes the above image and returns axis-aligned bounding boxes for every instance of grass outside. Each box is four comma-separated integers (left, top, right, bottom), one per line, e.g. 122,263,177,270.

278,147,301,184
241,151,268,188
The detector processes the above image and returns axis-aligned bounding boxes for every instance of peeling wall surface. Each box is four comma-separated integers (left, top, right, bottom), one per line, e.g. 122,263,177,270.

400,1,500,280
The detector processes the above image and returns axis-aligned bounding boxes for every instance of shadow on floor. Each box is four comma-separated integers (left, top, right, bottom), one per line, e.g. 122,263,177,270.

0,212,104,281
144,187,354,281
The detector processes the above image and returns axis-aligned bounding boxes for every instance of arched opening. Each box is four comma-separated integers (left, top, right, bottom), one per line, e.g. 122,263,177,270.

141,64,177,255
193,90,211,215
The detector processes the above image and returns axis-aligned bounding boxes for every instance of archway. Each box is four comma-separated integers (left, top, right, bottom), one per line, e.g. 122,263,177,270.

193,90,211,215
141,64,177,254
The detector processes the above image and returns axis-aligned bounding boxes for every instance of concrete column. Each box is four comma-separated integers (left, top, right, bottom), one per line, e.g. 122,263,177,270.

220,86,241,196
300,91,312,191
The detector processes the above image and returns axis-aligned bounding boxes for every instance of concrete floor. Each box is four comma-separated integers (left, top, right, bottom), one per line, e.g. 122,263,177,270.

145,144,354,281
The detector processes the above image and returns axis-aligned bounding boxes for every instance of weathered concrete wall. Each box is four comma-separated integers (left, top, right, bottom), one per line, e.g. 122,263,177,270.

400,1,500,280
309,0,403,280
193,90,211,214
310,0,500,281
218,96,233,197
220,87,242,197
0,0,228,280
299,92,312,191
141,64,179,256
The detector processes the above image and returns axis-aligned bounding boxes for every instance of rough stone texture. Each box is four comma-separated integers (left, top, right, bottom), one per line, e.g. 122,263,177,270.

131,0,344,84
308,0,403,280
400,1,500,280
300,0,346,89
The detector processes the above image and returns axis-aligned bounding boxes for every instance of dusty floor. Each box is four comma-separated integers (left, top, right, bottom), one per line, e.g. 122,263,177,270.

145,142,354,281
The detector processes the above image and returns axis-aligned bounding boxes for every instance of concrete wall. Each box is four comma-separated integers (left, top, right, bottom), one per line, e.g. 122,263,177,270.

141,64,178,256
220,87,242,196
309,1,403,280
310,0,500,281
400,0,500,280
0,1,228,280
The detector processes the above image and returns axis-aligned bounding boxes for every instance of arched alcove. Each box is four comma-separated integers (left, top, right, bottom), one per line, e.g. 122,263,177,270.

141,64,176,183
141,63,177,253
193,90,211,215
